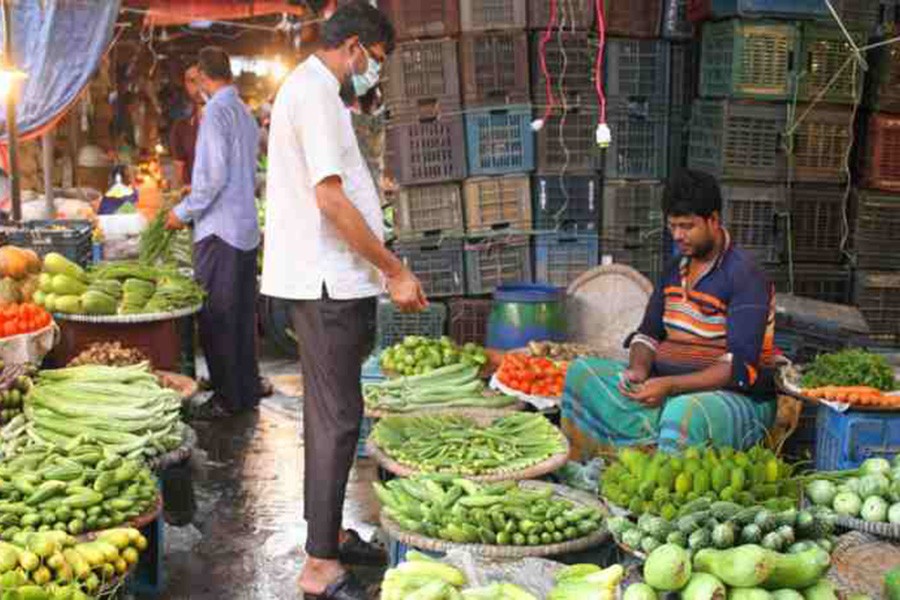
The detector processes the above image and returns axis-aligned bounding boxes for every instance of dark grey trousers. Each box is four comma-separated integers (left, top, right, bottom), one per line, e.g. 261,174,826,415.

194,235,260,412
291,291,376,559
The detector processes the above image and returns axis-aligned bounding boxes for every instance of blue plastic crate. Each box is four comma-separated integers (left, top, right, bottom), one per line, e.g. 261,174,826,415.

534,234,599,288
127,512,165,596
815,405,900,471
708,0,828,18
464,105,535,176
357,415,375,459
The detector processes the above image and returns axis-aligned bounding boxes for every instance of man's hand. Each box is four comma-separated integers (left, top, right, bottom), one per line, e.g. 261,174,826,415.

622,377,673,408
165,210,187,231
386,267,428,313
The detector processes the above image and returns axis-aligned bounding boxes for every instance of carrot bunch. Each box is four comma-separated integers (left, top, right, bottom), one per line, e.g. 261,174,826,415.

801,385,900,408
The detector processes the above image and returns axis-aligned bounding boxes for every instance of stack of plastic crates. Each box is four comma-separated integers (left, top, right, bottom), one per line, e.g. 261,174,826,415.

601,180,665,282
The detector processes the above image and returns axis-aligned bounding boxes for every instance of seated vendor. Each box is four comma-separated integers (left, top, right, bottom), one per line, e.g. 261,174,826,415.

562,170,777,455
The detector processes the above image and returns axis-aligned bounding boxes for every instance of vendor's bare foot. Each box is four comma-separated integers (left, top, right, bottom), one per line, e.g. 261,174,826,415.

298,557,345,595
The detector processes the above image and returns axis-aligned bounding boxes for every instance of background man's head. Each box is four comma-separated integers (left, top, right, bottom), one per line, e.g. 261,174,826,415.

662,170,724,259
196,46,233,96
183,65,204,105
321,0,395,88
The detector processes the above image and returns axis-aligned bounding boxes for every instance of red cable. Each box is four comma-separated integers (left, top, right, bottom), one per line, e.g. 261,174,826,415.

538,0,558,123
594,0,607,123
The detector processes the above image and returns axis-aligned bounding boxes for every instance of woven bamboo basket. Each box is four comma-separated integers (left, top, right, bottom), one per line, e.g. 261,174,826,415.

381,481,608,559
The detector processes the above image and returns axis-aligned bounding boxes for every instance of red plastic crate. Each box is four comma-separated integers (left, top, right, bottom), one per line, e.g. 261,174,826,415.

460,31,530,108
603,0,662,38
789,104,853,183
384,39,460,119
380,0,460,40
864,113,900,192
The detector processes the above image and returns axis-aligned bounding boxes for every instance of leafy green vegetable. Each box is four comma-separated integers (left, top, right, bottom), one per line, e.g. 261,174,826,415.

801,349,896,391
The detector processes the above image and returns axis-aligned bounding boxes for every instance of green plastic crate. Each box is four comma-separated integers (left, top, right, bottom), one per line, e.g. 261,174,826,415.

699,19,799,100
798,23,866,104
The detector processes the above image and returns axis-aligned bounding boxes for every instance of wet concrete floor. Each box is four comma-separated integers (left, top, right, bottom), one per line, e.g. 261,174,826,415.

159,358,385,600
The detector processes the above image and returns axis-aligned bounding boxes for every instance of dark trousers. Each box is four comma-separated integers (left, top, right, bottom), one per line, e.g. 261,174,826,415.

291,290,376,559
194,235,260,412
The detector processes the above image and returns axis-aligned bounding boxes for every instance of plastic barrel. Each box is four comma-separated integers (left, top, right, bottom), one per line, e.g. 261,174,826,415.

486,284,566,350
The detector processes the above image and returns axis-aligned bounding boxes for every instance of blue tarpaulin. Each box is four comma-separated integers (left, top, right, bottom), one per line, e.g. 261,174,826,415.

0,0,121,142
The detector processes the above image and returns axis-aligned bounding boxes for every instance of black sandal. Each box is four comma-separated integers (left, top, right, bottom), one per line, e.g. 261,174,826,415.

339,529,387,567
302,572,368,600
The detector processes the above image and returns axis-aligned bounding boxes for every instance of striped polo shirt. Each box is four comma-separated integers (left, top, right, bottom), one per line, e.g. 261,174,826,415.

628,230,776,395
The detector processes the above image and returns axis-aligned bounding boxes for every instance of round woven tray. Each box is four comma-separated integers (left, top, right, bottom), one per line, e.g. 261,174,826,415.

366,413,570,482
54,304,202,324
364,401,526,420
147,426,196,472
381,481,608,559
829,531,900,598
834,513,900,539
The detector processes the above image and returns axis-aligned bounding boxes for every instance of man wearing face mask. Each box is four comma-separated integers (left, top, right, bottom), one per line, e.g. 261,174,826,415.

166,47,262,420
262,2,426,599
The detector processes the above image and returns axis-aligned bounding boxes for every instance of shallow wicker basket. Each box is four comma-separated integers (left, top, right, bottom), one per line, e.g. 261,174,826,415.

380,481,608,559
834,513,900,540
366,413,570,483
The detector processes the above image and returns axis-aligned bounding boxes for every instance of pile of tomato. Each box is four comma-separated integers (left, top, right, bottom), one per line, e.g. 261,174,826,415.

0,303,52,338
496,353,568,397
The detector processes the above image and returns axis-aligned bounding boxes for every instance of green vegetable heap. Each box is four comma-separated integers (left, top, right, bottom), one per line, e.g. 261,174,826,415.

375,477,603,546
807,456,900,524
800,348,896,391
380,336,488,377
601,446,799,519
371,413,566,475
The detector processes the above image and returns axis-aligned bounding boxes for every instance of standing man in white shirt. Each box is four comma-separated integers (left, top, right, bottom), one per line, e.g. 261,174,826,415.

261,3,426,598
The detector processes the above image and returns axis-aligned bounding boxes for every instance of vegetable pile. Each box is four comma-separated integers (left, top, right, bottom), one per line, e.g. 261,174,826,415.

363,363,515,413
0,303,53,339
370,413,566,475
609,501,837,556
0,438,157,537
601,447,800,518
380,336,488,377
67,343,149,368
626,542,834,600
806,456,900,524
800,349,895,392
7,363,184,461
0,362,35,425
799,386,900,408
374,477,603,546
34,255,204,316
382,552,624,600
0,527,147,599
0,246,43,309
495,354,567,398
526,341,602,362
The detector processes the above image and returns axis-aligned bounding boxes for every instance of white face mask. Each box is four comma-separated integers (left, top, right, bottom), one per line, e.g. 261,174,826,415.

350,43,381,97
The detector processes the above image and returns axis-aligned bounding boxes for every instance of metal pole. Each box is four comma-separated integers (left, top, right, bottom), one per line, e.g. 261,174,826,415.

42,131,53,216
2,0,20,222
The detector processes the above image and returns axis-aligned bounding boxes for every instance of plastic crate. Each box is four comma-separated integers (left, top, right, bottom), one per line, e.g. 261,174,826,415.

815,405,900,471
127,512,164,596
854,270,900,345
3,219,93,267
464,105,535,176
699,19,799,101
534,233,600,288
605,100,670,180
448,297,492,345
781,400,817,462
394,183,465,239
380,0,460,40
465,235,533,294
602,240,664,283
460,32,530,108
855,190,900,271
530,30,596,108
375,298,448,350
688,99,787,181
388,538,445,568
720,182,786,265
463,175,532,233
604,39,671,104
867,35,900,112
788,184,846,264
774,294,870,364
602,0,661,38
768,264,853,305
863,113,900,192
662,0,694,40
386,116,467,185
528,0,594,29
798,24,866,105
535,107,604,173
394,238,466,297
690,0,879,27
670,42,698,112
384,39,461,119
459,0,527,31
601,180,665,256
788,104,853,183
532,174,601,232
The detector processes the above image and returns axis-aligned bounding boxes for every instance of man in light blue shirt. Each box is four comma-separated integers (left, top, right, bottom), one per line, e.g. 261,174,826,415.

166,46,261,419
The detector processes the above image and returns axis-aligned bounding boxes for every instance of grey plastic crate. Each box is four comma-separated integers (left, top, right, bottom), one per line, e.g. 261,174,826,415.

605,100,670,180
394,238,466,298
465,235,533,294
605,39,672,103
530,30,596,109
788,104,853,183
855,190,900,271
768,264,852,305
688,99,787,181
386,116,467,185
670,42,698,112
601,239,664,284
721,182,787,265
601,180,665,252
534,233,600,288
460,0,527,31
460,31,530,108
532,174,601,232
394,183,465,239
535,107,604,173
854,271,900,346
788,184,847,264
528,0,594,29
376,299,448,350
384,39,461,119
